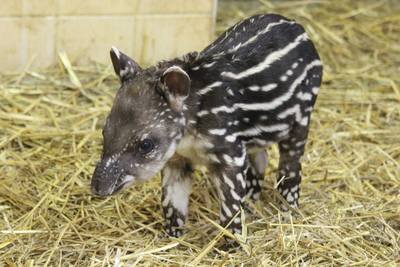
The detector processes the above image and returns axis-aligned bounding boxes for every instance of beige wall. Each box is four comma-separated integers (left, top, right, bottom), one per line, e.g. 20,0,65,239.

0,0,217,71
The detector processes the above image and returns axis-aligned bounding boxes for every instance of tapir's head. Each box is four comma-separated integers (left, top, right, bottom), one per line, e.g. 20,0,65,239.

91,47,194,196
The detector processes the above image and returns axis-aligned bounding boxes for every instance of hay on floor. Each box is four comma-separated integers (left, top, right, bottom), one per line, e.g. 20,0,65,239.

0,0,399,265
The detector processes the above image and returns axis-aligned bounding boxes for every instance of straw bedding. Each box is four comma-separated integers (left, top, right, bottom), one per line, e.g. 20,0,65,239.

0,0,399,265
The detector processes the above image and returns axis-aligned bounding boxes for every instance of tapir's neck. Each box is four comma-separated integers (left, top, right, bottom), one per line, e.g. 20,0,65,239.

181,81,201,133
184,56,223,130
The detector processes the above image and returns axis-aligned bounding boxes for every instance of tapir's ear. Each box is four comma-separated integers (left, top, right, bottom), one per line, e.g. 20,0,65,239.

110,46,141,82
161,66,190,112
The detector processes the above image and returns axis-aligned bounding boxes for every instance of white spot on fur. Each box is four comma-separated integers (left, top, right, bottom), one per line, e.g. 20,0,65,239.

296,140,306,147
208,128,227,135
227,19,294,54
253,192,261,199
222,173,235,189
247,188,254,198
198,81,222,95
220,213,226,222
166,207,173,218
211,105,235,114
278,104,302,122
202,62,216,68
247,83,277,92
222,202,233,217
225,135,236,142
177,218,184,226
197,110,209,117
231,189,241,200
286,192,294,202
312,86,320,94
300,116,309,126
291,185,299,192
297,91,313,101
229,124,289,139
209,154,220,163
223,154,233,164
282,188,289,196
237,173,246,188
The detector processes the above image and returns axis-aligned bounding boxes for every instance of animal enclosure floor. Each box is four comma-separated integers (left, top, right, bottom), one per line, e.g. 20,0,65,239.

1,0,399,266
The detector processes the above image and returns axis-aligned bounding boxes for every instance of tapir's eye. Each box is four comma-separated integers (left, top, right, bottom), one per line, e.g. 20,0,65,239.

138,139,154,154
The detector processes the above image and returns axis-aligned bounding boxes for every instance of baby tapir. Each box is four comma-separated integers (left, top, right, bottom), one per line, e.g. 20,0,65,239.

91,13,322,237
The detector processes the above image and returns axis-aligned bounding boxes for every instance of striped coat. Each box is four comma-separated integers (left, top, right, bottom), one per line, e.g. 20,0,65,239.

91,13,323,240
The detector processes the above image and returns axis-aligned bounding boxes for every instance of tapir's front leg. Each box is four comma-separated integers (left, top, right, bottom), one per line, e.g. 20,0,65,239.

213,142,248,234
161,157,193,237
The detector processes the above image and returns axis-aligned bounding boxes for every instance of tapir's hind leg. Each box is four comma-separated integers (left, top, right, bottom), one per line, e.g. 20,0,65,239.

276,123,310,210
276,66,321,210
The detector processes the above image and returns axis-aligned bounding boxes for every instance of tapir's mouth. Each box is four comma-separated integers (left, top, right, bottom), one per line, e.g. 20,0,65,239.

110,175,136,195
112,182,127,195
91,172,136,197
112,181,130,194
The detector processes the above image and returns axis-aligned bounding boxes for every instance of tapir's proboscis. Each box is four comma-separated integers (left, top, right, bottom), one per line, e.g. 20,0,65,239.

91,13,323,239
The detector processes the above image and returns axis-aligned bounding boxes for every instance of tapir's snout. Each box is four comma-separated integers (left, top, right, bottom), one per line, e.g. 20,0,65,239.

91,162,116,197
90,159,136,197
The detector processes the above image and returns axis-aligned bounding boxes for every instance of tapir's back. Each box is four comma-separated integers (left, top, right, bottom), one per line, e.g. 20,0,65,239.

191,13,323,145
201,14,320,66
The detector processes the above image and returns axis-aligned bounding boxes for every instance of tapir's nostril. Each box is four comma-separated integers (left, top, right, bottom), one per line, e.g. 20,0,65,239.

91,183,99,195
91,164,106,196
90,179,101,196
91,168,106,196
90,179,111,197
